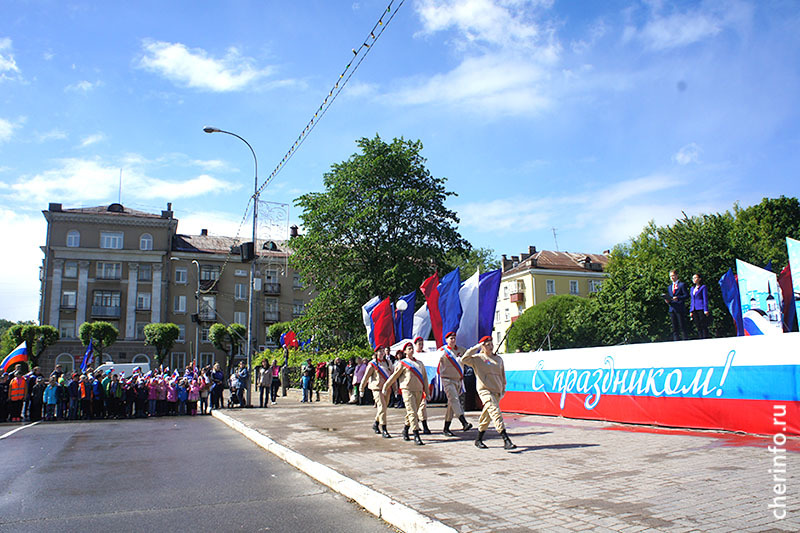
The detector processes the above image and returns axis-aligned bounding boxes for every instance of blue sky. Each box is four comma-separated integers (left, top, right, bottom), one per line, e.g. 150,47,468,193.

1,0,799,321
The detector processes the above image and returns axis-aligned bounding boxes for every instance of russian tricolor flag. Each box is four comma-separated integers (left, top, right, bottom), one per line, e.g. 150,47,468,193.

0,341,28,372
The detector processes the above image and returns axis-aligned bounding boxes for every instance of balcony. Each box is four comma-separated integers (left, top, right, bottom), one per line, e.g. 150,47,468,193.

510,292,524,303
92,305,121,318
264,311,280,323
199,279,218,292
264,282,281,295
198,311,215,322
511,315,520,323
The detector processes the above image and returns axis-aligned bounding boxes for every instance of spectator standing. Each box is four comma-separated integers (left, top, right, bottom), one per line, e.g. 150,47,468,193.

270,360,281,404
8,370,26,422
29,376,45,422
0,373,9,422
352,357,367,404
690,273,711,339
665,270,689,341
256,360,272,408
301,359,314,403
44,377,58,421
210,363,225,410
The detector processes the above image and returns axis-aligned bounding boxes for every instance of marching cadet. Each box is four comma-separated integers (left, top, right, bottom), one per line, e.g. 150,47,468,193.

437,331,473,436
360,346,393,438
409,341,431,434
382,341,429,445
461,336,516,450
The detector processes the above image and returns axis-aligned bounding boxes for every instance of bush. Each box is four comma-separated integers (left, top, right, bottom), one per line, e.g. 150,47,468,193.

507,295,593,352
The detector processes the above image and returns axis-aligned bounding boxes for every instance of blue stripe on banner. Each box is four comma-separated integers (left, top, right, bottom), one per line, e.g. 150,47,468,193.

506,361,800,406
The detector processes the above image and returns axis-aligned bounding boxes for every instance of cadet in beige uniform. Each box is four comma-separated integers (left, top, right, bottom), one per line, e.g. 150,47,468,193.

436,331,473,436
382,342,429,445
461,335,516,450
360,346,393,438
413,337,432,435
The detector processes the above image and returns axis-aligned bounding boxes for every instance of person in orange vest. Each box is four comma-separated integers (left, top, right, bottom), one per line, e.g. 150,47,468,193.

78,375,92,420
8,370,27,422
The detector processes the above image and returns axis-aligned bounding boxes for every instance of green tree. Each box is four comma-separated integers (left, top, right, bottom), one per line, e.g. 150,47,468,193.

78,322,119,368
446,246,501,281
507,295,592,352
209,322,247,372
580,197,800,345
267,321,292,344
290,135,469,348
143,323,181,367
0,320,35,358
4,323,60,368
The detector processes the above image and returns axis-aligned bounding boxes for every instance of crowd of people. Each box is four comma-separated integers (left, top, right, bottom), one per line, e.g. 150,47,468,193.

0,360,273,424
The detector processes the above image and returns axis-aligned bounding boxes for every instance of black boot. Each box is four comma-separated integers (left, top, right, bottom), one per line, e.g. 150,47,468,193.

443,420,455,437
501,429,517,450
381,425,392,438
413,429,425,446
372,420,380,434
402,425,410,441
422,420,432,435
474,430,488,449
459,414,473,431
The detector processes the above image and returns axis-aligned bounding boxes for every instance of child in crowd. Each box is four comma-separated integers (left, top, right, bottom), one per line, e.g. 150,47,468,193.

44,377,58,421
166,379,177,416
177,379,188,415
188,379,200,415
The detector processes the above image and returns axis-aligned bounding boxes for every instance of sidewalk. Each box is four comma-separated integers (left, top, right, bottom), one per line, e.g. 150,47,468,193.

216,391,800,532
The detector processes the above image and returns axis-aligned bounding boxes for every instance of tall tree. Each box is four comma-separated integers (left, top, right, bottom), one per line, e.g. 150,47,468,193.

290,135,469,348
143,323,181,367
4,324,60,368
79,322,118,368
446,247,501,281
209,323,247,372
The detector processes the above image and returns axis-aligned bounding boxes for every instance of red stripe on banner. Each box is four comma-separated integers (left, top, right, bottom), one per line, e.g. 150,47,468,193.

500,390,800,435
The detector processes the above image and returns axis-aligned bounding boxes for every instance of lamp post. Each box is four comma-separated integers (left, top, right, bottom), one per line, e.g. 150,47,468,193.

203,126,258,407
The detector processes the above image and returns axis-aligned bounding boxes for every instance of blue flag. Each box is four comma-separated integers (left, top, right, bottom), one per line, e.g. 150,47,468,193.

478,269,502,339
80,339,94,372
438,268,463,339
719,268,744,336
393,291,416,342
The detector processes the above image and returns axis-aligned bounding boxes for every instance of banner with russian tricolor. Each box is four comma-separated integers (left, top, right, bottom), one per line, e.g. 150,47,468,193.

499,333,800,435
0,341,28,372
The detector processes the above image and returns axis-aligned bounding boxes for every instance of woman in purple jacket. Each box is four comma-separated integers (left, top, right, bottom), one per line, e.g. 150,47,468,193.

690,273,711,339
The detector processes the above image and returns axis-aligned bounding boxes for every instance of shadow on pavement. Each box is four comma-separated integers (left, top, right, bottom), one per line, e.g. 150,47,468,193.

506,443,601,453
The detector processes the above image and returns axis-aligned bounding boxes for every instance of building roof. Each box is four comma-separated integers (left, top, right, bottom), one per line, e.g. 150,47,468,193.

502,248,609,276
53,203,166,219
173,233,289,257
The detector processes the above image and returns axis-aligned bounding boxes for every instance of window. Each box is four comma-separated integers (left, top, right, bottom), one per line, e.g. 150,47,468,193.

64,261,78,278
55,353,75,374
589,280,603,293
174,268,187,284
569,280,579,295
200,352,215,368
235,269,248,277
495,310,500,323
200,295,215,320
546,279,556,295
200,265,220,281
136,292,151,311
264,268,278,282
132,354,150,365
60,320,75,339
138,264,152,281
235,283,247,300
293,299,305,317
66,230,80,248
139,233,153,251
170,352,186,371
503,285,509,299
93,290,121,308
100,231,124,249
200,327,210,343
504,309,510,321
135,321,148,340
234,311,247,325
177,325,186,343
97,262,122,280
174,295,187,313
61,290,77,308
293,273,303,289
265,298,279,313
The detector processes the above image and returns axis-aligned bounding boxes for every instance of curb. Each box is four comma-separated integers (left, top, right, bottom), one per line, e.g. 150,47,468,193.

212,410,457,533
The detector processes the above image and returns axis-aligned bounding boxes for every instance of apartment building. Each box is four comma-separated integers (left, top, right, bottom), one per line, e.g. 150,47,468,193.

493,246,609,351
38,202,312,374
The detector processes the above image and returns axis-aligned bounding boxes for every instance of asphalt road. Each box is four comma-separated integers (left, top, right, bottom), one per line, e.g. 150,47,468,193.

0,417,395,533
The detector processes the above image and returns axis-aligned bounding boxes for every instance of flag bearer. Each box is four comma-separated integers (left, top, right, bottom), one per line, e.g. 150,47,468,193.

382,342,429,446
437,331,473,436
461,336,516,450
360,346,393,438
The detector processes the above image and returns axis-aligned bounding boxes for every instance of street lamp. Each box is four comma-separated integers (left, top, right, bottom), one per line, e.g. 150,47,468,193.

203,126,258,407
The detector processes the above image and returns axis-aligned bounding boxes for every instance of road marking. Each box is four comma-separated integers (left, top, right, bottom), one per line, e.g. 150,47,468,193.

0,421,41,440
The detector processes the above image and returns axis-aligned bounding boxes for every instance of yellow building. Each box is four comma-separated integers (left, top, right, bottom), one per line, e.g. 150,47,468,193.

493,246,609,352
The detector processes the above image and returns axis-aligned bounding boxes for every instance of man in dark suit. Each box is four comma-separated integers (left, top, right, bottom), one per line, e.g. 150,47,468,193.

665,270,689,340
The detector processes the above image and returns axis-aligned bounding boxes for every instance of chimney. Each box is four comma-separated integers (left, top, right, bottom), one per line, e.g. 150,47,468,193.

529,245,537,255
290,225,299,238
48,203,62,212
501,254,512,272
200,229,208,236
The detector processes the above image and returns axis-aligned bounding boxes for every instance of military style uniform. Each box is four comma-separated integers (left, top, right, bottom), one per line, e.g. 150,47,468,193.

360,356,393,437
438,345,466,422
462,344,515,449
383,355,428,445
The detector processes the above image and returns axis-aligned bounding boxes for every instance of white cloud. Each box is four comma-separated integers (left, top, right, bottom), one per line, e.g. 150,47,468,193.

0,37,21,80
0,117,15,142
79,133,106,147
191,159,227,171
674,143,701,165
6,157,241,205
0,208,46,321
138,40,274,92
65,79,102,92
37,129,67,142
